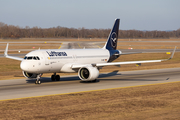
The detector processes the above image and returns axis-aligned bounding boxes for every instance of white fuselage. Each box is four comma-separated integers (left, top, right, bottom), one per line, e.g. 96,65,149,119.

20,49,110,74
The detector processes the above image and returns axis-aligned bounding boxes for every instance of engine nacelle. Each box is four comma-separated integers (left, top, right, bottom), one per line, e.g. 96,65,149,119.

78,66,99,81
23,71,38,78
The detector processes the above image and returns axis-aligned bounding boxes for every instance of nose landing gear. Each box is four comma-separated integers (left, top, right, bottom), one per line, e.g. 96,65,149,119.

35,74,42,84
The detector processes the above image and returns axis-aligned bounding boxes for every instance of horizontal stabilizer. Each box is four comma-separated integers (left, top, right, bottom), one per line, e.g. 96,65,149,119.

114,52,142,55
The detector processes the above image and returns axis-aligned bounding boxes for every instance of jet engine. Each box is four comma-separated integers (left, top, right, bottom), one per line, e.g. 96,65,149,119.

78,67,99,81
23,71,38,78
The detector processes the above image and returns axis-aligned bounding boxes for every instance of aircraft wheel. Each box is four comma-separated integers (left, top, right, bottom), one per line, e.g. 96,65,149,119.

35,80,38,84
38,80,41,84
55,75,60,81
51,75,55,81
35,80,41,84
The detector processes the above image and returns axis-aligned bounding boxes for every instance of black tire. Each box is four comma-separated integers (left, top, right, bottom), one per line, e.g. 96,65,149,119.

35,80,38,84
55,75,60,81
51,75,55,81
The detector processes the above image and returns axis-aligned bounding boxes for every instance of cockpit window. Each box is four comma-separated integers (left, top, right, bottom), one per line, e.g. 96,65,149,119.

27,57,33,60
24,56,40,60
33,57,37,60
36,57,40,60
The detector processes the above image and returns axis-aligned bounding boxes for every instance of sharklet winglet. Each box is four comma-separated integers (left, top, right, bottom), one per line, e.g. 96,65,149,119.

4,43,9,57
4,43,23,61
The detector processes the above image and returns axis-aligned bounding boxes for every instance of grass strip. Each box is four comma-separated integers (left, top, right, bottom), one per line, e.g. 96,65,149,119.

0,82,180,120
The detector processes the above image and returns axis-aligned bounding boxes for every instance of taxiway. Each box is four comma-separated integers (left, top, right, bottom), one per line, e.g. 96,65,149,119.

0,67,180,100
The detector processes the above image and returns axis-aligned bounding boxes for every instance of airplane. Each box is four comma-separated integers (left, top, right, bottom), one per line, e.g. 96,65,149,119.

4,19,176,84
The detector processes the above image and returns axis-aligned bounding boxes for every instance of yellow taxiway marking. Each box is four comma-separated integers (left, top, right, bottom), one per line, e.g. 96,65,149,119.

1,81,180,102
58,43,63,49
97,45,101,48
77,43,82,48
93,43,101,48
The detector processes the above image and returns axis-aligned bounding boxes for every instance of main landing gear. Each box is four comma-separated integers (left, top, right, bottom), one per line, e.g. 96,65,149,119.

51,73,60,81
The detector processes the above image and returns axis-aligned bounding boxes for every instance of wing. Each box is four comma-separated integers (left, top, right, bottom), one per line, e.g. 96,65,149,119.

4,43,24,61
72,46,176,69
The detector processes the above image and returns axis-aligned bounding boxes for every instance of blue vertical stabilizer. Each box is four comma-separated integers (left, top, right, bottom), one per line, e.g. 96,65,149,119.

103,19,120,50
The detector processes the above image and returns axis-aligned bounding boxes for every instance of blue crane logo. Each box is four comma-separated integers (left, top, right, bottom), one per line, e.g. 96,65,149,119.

111,32,117,49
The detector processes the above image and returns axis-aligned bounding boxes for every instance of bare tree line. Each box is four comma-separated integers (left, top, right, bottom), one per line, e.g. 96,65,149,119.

0,22,180,39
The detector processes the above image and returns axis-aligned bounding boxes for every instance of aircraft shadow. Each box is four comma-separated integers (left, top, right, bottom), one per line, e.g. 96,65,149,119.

98,70,120,78
26,70,167,83
26,70,121,83
100,78,161,82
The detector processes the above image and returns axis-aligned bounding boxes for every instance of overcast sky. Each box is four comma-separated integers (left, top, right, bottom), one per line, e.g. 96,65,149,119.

0,0,179,30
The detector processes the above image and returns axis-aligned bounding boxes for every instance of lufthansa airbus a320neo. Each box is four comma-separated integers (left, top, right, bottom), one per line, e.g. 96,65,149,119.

4,19,176,84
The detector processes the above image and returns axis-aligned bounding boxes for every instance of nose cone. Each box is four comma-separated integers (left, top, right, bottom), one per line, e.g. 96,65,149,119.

20,60,29,72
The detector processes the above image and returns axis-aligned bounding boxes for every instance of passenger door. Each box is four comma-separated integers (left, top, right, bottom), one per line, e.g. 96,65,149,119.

43,52,50,65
